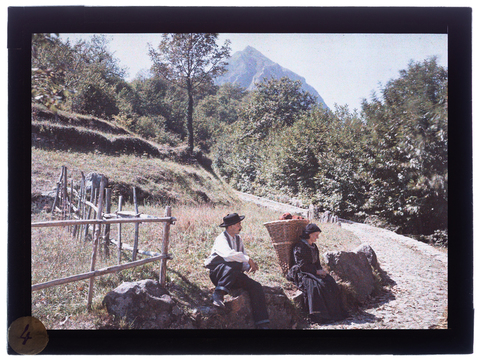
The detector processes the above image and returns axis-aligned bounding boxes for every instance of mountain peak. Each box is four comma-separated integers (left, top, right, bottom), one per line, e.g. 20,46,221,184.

242,45,263,55
216,46,328,109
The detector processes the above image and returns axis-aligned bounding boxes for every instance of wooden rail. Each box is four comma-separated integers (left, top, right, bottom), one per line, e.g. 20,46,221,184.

31,216,176,228
32,167,176,309
31,252,172,292
32,210,175,308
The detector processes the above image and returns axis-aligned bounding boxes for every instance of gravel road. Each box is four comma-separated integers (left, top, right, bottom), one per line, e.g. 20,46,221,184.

314,222,448,329
238,191,448,329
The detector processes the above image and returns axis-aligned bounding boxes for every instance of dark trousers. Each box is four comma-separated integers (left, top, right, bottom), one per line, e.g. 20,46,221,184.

209,261,269,325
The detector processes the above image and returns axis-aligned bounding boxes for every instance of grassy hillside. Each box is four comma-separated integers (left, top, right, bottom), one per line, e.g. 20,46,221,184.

31,103,232,205
30,106,363,329
32,148,236,206
32,103,210,164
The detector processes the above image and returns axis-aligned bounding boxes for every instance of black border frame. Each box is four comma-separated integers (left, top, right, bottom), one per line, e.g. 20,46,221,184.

8,6,473,355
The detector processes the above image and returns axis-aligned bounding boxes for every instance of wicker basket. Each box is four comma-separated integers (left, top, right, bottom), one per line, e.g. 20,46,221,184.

263,219,309,274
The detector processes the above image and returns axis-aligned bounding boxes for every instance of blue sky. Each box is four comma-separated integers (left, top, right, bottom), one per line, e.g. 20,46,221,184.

61,32,447,112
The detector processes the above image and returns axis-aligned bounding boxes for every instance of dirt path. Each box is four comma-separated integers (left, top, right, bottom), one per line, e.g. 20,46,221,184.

318,222,448,329
238,191,448,329
237,191,310,216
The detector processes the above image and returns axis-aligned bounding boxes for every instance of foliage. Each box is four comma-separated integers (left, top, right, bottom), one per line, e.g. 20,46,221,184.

32,33,126,119
361,57,448,234
193,83,247,150
212,77,320,194
66,35,125,118
239,77,317,140
31,33,73,111
212,58,447,238
149,33,231,154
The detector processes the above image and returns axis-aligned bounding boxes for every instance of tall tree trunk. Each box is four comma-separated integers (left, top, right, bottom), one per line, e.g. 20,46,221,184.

187,82,194,155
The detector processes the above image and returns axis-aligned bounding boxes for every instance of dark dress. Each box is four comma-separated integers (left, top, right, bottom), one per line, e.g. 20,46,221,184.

287,239,348,322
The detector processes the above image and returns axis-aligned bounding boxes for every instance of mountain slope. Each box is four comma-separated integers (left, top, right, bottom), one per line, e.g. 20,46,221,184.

30,104,236,207
216,46,328,109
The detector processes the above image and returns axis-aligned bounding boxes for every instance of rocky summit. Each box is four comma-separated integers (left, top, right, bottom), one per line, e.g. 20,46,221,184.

215,45,329,110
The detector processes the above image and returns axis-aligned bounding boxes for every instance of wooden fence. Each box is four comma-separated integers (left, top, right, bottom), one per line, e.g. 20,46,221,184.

31,166,176,309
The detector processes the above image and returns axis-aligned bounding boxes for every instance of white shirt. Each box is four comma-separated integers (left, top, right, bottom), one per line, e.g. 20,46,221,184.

204,231,250,271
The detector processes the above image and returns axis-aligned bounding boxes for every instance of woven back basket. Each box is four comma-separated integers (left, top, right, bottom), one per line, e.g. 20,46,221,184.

263,219,309,274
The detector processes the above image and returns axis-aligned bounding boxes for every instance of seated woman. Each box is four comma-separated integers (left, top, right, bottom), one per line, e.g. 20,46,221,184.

287,223,348,323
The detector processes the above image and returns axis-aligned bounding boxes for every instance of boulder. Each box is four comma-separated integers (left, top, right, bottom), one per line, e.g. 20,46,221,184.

354,243,395,286
323,250,376,304
85,172,108,191
103,280,303,329
193,286,303,329
31,191,56,213
102,279,177,329
354,243,380,270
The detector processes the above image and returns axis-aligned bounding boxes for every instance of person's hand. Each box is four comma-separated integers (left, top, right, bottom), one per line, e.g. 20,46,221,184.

317,269,328,278
248,258,259,273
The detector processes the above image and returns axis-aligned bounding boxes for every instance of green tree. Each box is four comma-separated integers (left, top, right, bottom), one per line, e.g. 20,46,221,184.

148,33,231,154
31,33,73,111
239,77,317,140
66,35,126,118
213,78,319,196
361,57,448,234
32,33,126,119
194,83,247,150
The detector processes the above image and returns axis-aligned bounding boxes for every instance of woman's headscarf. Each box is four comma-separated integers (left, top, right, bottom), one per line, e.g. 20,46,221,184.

300,223,322,239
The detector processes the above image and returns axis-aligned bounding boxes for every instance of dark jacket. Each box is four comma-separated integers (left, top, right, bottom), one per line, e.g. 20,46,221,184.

286,239,322,284
286,239,348,321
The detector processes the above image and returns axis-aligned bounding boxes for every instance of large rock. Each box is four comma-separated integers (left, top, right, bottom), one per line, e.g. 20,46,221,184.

192,286,303,329
354,243,380,270
103,280,302,329
85,172,108,191
102,279,179,329
323,249,376,304
31,191,55,213
354,243,395,286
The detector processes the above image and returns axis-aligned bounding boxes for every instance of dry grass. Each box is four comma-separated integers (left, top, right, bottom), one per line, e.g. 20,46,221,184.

31,202,361,329
31,148,236,205
31,147,362,329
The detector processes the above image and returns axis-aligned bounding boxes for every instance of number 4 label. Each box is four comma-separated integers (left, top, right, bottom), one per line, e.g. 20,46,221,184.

20,324,33,345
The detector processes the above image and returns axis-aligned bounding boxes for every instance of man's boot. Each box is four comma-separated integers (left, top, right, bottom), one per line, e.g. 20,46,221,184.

212,290,225,309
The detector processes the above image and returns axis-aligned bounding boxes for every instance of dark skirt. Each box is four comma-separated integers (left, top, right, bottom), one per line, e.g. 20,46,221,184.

302,273,348,321
288,267,348,322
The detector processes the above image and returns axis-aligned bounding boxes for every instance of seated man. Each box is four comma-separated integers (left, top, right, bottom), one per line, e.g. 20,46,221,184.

204,213,270,329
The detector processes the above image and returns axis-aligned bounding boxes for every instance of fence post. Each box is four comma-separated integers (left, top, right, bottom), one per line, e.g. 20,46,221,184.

117,195,123,265
84,187,95,242
62,166,68,220
51,167,64,214
78,172,86,241
87,176,106,310
159,206,172,286
132,187,139,261
103,188,112,258
69,178,74,233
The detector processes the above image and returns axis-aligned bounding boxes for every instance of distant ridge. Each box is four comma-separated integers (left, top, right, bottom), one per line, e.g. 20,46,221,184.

216,46,329,109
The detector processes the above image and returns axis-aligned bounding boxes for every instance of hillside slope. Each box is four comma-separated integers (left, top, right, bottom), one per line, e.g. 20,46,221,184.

31,104,209,165
31,104,238,208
